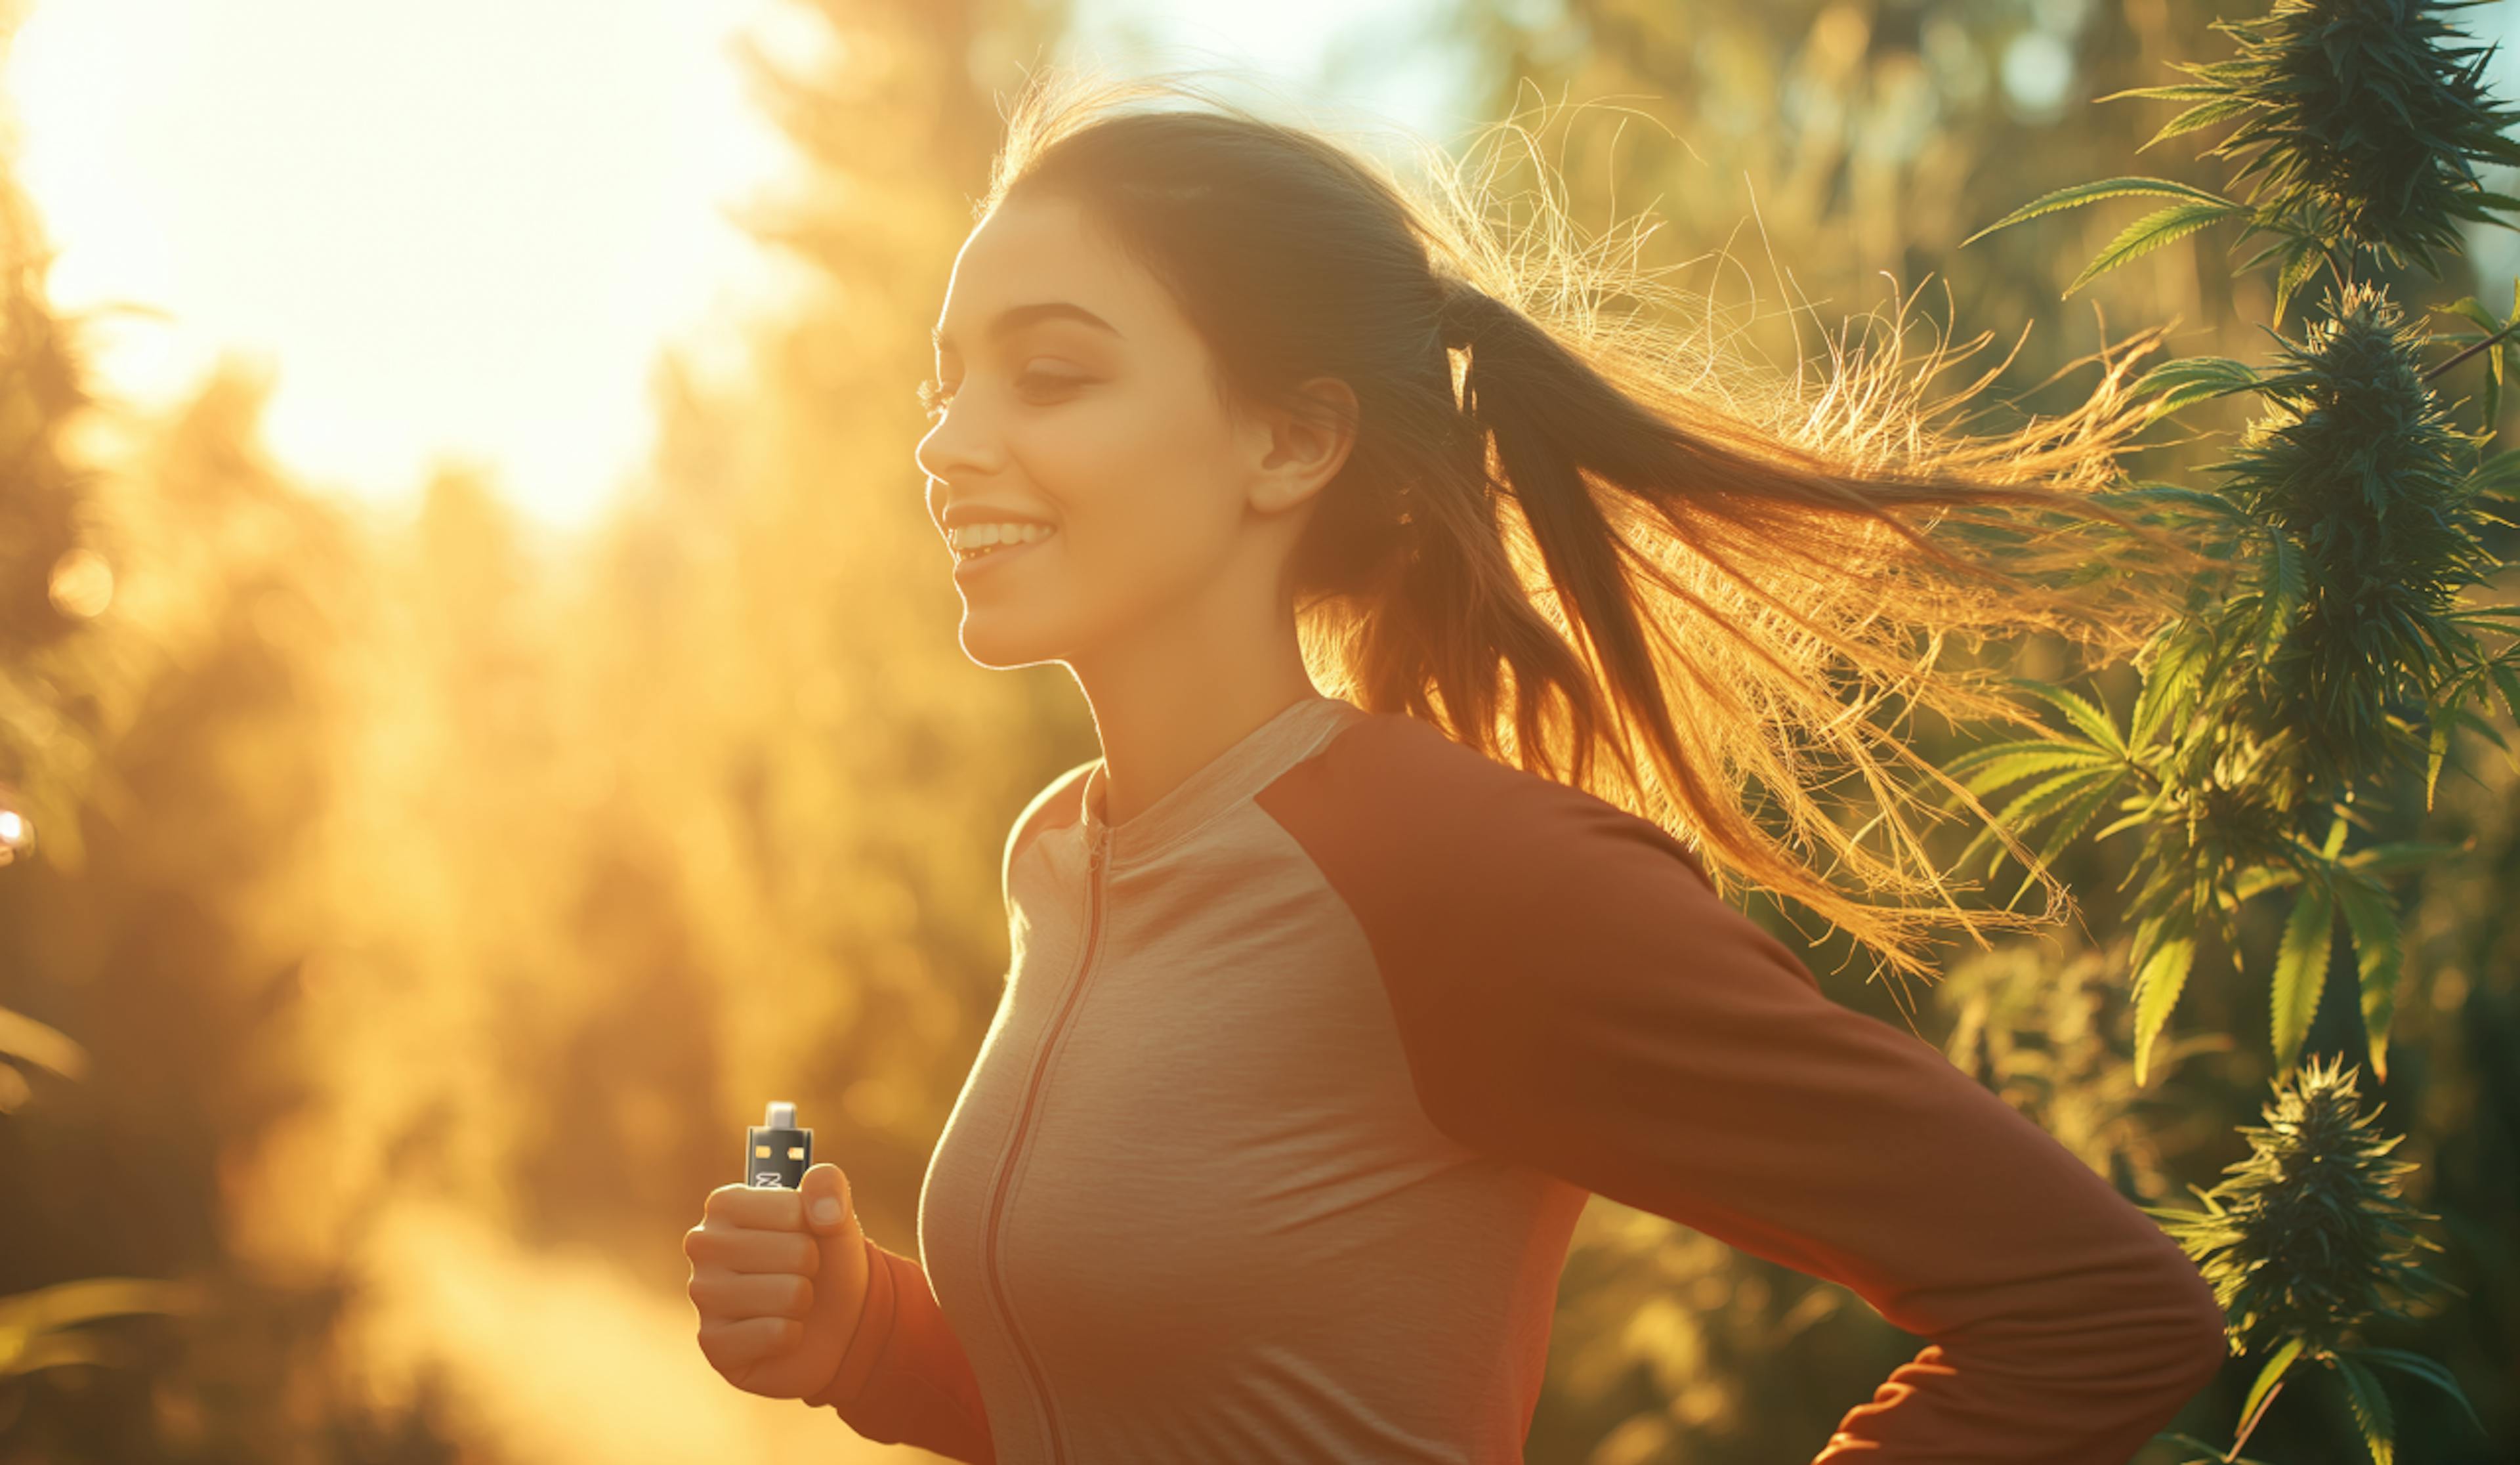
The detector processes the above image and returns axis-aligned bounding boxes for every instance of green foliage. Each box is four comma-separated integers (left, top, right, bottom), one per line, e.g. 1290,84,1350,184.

0,1003,83,1114
1974,0,2520,320
0,1277,203,1382
2128,356,2265,421
1936,938,2233,1200
1960,175,2241,242
2143,1056,2473,1462
2426,280,2520,431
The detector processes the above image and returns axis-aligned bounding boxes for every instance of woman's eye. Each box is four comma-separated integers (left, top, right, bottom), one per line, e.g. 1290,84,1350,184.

917,368,1085,421
1016,368,1087,399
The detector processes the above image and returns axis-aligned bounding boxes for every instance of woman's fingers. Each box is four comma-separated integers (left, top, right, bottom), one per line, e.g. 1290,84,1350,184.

684,1221,819,1275
695,1313,803,1374
702,1180,813,1230
690,1269,815,1320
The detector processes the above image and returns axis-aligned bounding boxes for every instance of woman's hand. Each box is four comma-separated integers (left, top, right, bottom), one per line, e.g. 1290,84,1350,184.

684,1162,872,1401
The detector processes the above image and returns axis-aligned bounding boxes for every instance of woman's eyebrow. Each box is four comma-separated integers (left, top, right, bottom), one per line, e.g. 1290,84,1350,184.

931,301,1122,352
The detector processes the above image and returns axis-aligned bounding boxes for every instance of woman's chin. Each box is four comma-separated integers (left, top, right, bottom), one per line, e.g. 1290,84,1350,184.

957,613,1064,670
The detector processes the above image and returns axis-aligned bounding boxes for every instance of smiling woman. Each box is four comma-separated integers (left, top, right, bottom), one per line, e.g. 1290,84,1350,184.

682,62,2233,1465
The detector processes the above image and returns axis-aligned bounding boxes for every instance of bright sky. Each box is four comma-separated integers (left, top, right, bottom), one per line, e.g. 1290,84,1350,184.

5,0,1467,531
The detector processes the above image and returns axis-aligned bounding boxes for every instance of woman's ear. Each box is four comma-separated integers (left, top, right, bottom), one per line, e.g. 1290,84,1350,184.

1248,375,1359,515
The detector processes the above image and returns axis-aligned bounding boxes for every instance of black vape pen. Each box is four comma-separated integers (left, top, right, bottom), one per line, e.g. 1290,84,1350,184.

746,1100,812,1189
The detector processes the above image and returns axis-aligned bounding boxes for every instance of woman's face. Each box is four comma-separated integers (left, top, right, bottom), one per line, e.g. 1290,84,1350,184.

915,190,1337,671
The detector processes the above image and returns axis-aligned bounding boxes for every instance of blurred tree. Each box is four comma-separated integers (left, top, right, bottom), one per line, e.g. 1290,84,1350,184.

0,5,480,1455
1439,1,2512,461
0,0,106,875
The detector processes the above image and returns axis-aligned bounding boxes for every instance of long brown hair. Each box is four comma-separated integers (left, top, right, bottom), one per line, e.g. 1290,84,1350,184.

978,67,2212,983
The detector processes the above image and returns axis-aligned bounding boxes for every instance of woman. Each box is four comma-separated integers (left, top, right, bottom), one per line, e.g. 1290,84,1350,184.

684,67,2229,1464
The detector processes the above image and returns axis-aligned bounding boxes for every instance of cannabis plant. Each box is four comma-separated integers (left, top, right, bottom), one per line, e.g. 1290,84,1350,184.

1956,1,2508,1458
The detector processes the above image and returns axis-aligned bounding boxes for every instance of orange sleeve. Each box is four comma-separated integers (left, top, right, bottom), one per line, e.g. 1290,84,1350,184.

1257,716,2228,1464
802,1235,996,1463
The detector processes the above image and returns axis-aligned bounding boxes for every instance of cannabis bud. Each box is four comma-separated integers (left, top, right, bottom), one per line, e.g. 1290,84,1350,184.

2147,1053,2455,1361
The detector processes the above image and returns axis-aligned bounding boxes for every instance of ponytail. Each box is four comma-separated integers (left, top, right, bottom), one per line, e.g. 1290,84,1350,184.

1367,271,2199,979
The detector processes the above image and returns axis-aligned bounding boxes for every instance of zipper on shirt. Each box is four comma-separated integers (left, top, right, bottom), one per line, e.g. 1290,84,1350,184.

979,813,1107,1465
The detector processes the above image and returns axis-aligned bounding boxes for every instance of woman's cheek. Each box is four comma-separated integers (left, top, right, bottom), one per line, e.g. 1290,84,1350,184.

1035,400,1221,612
1081,513,1209,633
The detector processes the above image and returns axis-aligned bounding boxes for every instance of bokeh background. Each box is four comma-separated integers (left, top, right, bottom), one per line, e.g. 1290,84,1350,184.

3,1,2515,1462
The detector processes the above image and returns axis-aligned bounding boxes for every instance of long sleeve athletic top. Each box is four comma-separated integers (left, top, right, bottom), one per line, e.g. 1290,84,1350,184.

801,690,2228,1463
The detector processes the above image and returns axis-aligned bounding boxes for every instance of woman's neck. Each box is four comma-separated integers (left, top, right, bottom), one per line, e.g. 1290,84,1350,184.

1076,654,1323,828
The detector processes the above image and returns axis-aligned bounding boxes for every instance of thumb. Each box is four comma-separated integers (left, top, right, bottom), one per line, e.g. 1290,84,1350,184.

799,1162,855,1236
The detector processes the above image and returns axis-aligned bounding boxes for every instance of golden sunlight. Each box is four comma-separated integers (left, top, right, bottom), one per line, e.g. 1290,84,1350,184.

8,0,805,526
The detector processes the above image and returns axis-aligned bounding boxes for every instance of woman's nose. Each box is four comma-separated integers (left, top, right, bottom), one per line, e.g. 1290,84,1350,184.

914,406,1004,484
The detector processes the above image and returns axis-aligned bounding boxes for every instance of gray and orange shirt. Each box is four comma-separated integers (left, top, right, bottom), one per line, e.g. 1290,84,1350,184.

801,692,2227,1463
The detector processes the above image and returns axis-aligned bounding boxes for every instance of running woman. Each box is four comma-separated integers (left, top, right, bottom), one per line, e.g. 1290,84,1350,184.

685,67,2229,1465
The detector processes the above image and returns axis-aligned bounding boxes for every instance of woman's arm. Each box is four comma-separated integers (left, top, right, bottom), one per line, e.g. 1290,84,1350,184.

802,1235,996,1463
1258,715,2229,1464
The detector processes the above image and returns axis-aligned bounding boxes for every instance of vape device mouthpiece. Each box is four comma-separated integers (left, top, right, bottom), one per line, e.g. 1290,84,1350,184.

746,1100,812,1189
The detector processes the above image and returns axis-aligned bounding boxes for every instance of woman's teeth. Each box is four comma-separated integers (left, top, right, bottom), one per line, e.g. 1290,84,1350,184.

954,522,1057,559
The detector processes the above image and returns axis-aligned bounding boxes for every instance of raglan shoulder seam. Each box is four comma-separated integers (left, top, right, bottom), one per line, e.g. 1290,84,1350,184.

1255,708,1824,1054
1260,708,1727,894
